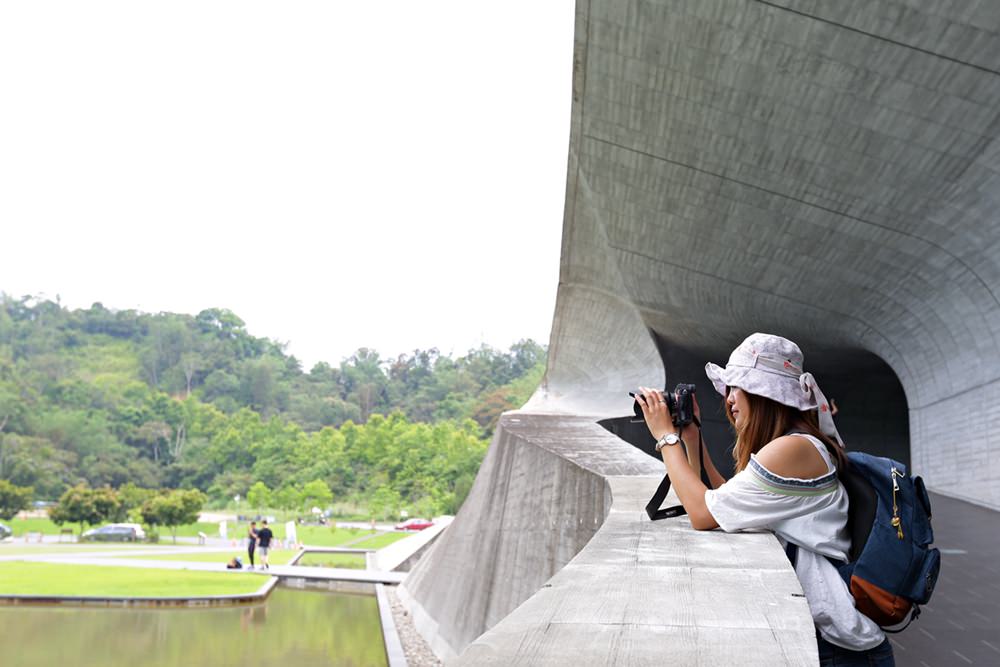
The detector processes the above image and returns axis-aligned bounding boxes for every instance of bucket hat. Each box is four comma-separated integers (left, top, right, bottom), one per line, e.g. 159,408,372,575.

705,333,843,446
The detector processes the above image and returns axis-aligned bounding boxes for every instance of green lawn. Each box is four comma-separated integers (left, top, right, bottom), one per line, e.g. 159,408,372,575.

117,549,298,566
6,517,84,537
350,532,412,550
291,525,373,546
295,552,366,569
0,562,264,597
0,544,156,556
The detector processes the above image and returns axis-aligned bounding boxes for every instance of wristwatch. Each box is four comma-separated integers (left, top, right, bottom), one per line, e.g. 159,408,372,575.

655,431,682,452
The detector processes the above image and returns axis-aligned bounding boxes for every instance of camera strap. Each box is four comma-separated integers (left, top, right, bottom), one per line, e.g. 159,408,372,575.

645,418,713,521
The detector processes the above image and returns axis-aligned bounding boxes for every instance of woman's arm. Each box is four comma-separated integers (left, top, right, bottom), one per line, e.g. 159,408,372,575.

679,415,727,489
637,387,719,530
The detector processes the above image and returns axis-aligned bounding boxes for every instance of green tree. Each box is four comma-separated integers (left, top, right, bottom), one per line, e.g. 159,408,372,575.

50,485,122,533
247,481,271,512
271,484,301,513
0,479,32,520
140,488,205,543
299,479,333,512
367,485,401,521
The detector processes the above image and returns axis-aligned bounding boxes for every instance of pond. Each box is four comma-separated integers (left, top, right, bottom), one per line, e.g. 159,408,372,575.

1,587,387,667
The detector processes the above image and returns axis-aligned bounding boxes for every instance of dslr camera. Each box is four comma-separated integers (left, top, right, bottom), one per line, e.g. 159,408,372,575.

630,383,697,427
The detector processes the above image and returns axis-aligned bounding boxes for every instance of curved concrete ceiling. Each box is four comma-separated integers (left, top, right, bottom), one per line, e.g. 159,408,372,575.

538,0,1000,509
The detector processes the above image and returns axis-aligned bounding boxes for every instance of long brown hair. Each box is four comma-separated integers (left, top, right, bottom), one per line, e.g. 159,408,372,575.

726,391,848,474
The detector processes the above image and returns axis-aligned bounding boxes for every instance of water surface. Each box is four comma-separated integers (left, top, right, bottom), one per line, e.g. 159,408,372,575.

2,587,386,667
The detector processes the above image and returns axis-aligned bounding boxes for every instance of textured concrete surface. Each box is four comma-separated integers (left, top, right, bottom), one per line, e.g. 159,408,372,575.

455,472,816,666
401,414,818,664
404,1,1000,663
538,0,1000,510
399,414,659,660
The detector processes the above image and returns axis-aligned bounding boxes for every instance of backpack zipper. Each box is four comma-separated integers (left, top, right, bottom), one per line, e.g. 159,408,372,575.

891,467,904,539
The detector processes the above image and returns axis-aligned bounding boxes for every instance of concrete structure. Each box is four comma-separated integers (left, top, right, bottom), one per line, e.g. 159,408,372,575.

402,1,1000,663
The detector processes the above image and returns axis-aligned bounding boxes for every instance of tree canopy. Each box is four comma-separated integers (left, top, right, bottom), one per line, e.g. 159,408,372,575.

0,294,546,517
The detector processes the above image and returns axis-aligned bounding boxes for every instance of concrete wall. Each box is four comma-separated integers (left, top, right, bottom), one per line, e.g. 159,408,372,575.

398,414,654,660
400,414,819,665
401,0,1000,661
547,0,1000,509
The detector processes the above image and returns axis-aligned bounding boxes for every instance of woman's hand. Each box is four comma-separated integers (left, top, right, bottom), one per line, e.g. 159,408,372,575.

636,386,675,440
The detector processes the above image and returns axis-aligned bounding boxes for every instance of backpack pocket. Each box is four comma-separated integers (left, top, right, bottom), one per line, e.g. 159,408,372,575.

909,476,934,546
913,476,932,519
850,575,912,626
907,546,941,605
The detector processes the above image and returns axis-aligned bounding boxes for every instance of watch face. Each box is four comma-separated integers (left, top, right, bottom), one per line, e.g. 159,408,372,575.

665,433,680,445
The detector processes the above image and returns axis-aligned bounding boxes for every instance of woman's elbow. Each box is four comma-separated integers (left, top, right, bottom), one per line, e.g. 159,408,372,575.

689,509,719,531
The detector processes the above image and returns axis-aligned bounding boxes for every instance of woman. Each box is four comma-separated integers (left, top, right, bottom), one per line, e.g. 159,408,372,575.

247,520,258,570
635,333,893,667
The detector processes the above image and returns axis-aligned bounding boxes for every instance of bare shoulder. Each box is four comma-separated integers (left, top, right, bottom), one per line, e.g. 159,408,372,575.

755,435,830,479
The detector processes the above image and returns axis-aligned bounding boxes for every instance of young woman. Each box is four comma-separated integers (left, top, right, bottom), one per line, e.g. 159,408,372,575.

635,333,894,667
247,521,258,570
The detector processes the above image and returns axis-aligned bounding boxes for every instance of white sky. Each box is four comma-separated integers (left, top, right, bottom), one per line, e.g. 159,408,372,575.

0,2,574,369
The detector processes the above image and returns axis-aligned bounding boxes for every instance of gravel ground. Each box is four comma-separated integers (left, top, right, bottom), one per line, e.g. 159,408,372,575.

386,586,443,667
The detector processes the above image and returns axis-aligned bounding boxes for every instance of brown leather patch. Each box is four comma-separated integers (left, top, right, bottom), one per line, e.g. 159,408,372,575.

850,576,911,626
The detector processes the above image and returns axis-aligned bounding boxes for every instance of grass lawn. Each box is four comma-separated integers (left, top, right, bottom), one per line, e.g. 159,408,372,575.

117,549,298,566
6,517,84,537
295,553,367,569
0,562,263,597
350,532,412,550
292,525,373,546
0,544,156,556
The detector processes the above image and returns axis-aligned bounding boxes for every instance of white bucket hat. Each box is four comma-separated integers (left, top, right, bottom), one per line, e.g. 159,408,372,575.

705,333,843,446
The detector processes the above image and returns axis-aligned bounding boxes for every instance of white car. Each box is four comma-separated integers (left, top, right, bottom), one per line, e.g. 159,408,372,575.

113,523,146,539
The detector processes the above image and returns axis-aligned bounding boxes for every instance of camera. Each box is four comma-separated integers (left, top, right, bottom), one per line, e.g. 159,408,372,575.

630,383,697,427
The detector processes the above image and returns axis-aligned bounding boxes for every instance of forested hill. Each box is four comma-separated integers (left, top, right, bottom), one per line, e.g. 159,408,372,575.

0,295,547,514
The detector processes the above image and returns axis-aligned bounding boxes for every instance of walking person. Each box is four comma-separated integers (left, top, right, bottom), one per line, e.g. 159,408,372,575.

256,520,274,570
634,333,893,666
246,521,258,570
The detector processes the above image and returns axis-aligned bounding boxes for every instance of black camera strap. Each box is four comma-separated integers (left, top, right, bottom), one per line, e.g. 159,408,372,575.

645,417,713,521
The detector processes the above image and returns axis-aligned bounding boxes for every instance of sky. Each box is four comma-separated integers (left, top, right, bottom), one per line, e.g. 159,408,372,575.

0,2,575,369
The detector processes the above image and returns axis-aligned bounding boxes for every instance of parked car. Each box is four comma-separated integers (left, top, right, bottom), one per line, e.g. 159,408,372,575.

81,524,144,542
395,518,433,531
0,522,11,540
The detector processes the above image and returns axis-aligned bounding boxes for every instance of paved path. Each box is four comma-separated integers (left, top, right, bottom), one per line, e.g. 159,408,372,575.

888,492,1000,667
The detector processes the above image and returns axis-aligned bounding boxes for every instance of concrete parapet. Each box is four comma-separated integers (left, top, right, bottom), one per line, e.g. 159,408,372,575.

456,475,815,665
399,413,662,660
400,413,817,663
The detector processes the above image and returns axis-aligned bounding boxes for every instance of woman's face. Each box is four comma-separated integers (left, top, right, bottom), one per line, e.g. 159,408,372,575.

726,386,750,429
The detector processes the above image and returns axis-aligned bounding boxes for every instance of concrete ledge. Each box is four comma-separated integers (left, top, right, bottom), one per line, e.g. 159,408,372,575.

0,576,278,608
455,475,816,665
399,412,666,659
377,583,409,667
374,518,452,573
401,412,818,664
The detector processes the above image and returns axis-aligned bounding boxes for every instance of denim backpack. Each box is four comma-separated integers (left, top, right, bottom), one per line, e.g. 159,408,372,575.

783,435,941,631
832,451,941,630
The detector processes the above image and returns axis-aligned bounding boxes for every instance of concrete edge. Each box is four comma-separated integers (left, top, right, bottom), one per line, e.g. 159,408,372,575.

0,575,278,608
375,520,452,572
377,582,409,667
396,582,458,662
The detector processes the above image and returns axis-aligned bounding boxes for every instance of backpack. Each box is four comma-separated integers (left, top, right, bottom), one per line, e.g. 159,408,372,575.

832,451,941,630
